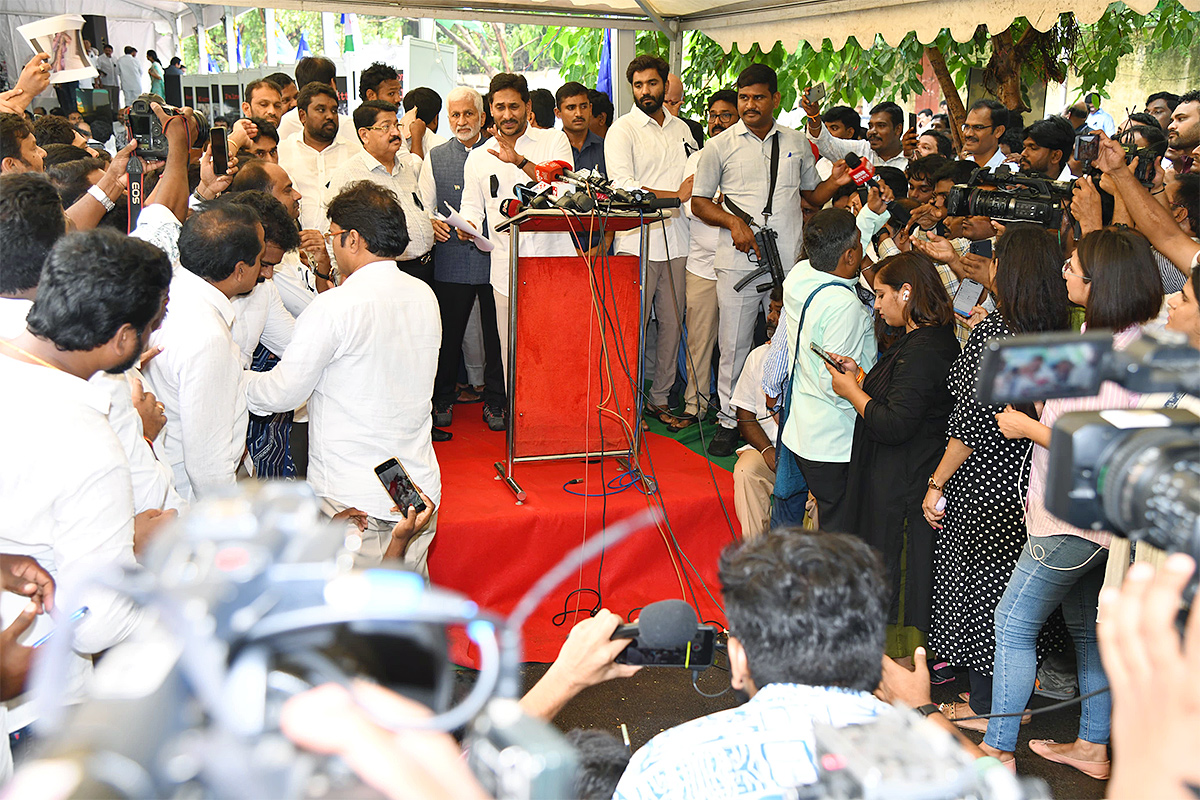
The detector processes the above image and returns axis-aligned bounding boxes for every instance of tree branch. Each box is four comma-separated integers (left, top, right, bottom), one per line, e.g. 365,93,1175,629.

925,45,964,152
491,22,512,73
437,22,496,77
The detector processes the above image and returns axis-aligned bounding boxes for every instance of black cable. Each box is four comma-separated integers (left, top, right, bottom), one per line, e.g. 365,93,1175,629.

551,588,600,627
691,669,732,698
949,686,1110,722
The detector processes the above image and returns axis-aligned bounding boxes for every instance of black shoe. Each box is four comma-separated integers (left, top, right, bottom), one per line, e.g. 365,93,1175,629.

483,403,507,432
431,426,453,442
433,402,453,427
706,425,739,457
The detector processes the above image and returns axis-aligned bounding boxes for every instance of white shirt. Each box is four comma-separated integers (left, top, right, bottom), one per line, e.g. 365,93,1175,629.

605,107,697,260
326,149,435,260
459,126,575,296
94,53,116,84
130,203,182,266
809,123,909,170
730,343,778,450
144,267,248,502
278,132,360,232
408,127,448,158
969,147,1007,172
694,120,821,271
682,150,719,281
231,279,295,367
273,251,319,318
115,54,143,101
0,296,33,338
277,107,364,153
0,358,143,732
244,261,442,518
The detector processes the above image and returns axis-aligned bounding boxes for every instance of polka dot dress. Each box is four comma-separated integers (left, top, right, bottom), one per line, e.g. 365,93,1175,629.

929,313,1069,676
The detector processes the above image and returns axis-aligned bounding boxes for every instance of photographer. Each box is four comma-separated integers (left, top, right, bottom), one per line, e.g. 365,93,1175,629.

981,228,1164,776
921,225,1071,727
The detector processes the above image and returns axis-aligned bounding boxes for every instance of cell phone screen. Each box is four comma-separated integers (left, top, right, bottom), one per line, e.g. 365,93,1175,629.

375,459,426,513
810,342,845,373
953,278,986,318
210,128,228,175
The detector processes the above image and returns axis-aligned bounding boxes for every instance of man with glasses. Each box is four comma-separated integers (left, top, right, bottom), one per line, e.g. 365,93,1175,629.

325,100,435,285
962,99,1008,172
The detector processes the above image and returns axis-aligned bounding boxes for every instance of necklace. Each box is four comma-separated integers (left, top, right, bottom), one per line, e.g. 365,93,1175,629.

0,339,62,371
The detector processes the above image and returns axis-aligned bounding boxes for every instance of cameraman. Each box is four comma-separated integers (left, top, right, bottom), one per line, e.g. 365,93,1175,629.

1019,116,1074,180
983,228,1164,776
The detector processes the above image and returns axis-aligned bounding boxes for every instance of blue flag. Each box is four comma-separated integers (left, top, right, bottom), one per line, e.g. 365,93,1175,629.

296,32,312,60
596,29,612,100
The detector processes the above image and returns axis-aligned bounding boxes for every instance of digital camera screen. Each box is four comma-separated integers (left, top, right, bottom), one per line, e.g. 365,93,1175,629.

130,114,152,137
977,332,1111,405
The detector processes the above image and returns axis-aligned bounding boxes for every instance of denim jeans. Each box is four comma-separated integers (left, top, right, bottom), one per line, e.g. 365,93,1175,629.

984,534,1110,752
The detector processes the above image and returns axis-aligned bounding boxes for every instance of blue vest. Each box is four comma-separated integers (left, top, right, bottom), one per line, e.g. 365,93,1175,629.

429,137,492,285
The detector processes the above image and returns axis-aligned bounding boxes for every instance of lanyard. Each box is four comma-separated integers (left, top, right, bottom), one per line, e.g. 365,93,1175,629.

762,132,780,222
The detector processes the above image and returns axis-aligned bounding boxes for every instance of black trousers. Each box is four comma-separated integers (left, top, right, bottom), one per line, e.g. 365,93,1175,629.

433,281,505,409
796,456,852,534
398,257,435,287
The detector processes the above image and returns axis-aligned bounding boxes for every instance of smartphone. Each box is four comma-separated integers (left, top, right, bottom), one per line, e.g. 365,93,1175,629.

614,626,716,669
806,83,826,106
968,239,993,259
953,278,987,318
210,127,228,175
375,458,427,514
810,342,845,373
1073,134,1099,163
908,112,918,132
31,606,90,648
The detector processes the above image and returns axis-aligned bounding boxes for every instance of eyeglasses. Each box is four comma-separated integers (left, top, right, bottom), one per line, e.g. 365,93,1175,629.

708,111,735,122
961,122,994,133
362,121,401,133
1062,259,1091,282
323,230,351,244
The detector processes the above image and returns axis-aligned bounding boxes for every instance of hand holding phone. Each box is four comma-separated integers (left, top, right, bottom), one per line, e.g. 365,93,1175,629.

375,458,427,514
805,82,826,106
953,278,987,318
209,126,228,176
810,342,845,373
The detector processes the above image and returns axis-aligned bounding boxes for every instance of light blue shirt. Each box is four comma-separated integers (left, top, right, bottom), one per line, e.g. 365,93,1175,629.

613,683,889,800
778,260,876,462
1086,108,1117,136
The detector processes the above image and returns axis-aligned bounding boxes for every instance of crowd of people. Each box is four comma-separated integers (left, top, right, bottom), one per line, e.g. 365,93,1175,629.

1,39,1199,798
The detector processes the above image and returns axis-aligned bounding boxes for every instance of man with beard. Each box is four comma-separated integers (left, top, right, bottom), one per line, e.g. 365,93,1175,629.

673,89,738,431
242,79,284,126
1166,89,1199,173
1019,116,1074,179
144,201,264,501
279,83,360,232
605,54,697,425
276,58,361,151
420,87,504,432
693,64,828,457
459,72,574,429
802,95,908,169
961,98,1008,171
325,100,435,284
1,230,171,752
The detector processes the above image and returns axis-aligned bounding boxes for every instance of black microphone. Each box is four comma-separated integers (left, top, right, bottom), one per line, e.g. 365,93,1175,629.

500,198,524,217
641,195,681,210
514,182,553,210
553,190,595,213
612,599,697,647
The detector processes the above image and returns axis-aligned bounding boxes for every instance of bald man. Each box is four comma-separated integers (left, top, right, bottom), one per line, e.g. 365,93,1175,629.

666,73,706,148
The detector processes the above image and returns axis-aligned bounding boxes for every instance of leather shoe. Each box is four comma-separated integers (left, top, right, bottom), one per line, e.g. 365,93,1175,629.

707,425,739,457
431,426,453,442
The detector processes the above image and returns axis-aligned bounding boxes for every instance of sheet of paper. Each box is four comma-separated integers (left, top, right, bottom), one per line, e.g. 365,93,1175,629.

437,202,495,253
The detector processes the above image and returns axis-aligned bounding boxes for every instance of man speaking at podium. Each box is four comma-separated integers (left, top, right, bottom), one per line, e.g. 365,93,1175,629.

459,73,574,431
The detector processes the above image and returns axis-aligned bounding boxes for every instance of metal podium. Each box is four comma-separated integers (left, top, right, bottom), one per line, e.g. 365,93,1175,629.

492,209,665,502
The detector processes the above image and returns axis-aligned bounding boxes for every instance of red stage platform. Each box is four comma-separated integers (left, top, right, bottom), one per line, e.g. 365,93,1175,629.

427,413,739,665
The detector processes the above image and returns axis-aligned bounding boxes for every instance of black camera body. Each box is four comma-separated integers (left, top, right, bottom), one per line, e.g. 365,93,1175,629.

1074,132,1166,187
944,166,1073,228
124,95,178,158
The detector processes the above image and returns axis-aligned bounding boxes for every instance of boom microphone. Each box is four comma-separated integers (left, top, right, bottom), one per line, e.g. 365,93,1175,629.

612,599,698,647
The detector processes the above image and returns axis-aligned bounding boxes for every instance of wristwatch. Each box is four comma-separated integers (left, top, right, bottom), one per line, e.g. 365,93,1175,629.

915,703,940,717
516,156,529,170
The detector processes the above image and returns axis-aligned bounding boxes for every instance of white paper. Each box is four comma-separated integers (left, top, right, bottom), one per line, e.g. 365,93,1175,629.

18,15,98,85
437,202,495,253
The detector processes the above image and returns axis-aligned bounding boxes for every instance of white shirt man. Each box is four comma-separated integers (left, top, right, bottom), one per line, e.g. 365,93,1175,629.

279,132,358,232
326,149,435,264
231,279,294,368
808,122,909,170
277,106,363,151
94,49,117,93
115,51,143,105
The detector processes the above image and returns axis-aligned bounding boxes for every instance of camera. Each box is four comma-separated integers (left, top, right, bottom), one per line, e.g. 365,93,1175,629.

976,330,1200,600
123,94,178,158
1075,131,1166,187
944,166,1073,228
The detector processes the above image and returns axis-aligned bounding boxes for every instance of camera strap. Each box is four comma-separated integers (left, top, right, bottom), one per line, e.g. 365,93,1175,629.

126,155,144,233
762,132,780,223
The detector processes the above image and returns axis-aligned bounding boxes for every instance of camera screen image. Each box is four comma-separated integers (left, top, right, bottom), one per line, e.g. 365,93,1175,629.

130,114,151,137
977,332,1110,405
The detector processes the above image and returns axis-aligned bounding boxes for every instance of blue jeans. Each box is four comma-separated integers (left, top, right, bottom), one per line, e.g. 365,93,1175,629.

984,534,1110,752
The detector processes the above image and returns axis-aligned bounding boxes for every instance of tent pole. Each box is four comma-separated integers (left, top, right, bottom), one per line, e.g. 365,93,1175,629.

668,30,682,76
265,9,278,67
224,7,237,73
612,28,636,118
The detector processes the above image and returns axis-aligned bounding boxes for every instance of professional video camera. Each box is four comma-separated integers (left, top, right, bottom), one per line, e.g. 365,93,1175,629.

944,165,1073,228
976,329,1200,600
788,705,1051,800
17,483,673,799
122,94,179,159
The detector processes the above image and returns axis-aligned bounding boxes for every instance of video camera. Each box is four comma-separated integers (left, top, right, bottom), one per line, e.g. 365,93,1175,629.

976,330,1200,601
944,166,1073,228
122,94,179,159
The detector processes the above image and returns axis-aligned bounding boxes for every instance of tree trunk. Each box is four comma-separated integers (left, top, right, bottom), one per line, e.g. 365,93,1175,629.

925,45,965,152
491,22,512,73
989,28,1025,111
436,22,496,77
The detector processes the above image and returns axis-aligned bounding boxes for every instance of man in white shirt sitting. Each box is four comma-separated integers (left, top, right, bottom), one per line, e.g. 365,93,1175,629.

278,83,359,233
244,181,442,576
144,202,264,501
731,287,782,539
0,229,171,754
326,100,435,284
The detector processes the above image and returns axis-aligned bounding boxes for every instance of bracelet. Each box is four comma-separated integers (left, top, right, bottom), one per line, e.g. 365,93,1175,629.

517,156,529,170
87,183,116,211
312,268,334,282
1150,188,1165,195
192,189,210,204
928,476,944,492
758,444,775,456
855,367,865,384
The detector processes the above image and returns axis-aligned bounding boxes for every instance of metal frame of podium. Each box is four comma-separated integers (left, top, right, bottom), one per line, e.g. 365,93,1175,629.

492,209,665,503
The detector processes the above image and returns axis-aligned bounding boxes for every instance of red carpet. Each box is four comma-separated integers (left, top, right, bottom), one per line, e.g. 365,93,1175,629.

427,412,739,666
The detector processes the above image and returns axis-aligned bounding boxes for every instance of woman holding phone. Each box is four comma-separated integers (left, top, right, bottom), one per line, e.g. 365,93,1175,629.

824,251,960,657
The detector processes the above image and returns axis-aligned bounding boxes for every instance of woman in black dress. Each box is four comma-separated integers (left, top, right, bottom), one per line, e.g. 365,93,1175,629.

921,224,1072,727
825,252,960,656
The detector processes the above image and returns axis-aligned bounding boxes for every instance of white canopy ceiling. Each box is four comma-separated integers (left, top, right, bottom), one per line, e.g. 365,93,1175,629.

181,0,1200,49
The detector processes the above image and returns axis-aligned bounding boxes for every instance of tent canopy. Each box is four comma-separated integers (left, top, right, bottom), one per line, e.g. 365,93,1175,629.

185,0,1200,50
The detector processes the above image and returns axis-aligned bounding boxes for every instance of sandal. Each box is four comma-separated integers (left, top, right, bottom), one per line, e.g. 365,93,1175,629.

455,387,483,404
939,701,988,733
668,414,699,431
1028,739,1110,780
643,403,676,425
950,696,1033,725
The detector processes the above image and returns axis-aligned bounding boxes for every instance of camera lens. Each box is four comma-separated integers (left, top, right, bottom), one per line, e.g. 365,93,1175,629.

1101,428,1199,554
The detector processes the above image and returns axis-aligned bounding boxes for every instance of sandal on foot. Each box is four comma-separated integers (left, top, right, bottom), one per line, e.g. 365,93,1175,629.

956,692,1032,724
938,702,988,733
668,414,699,431
1027,740,1110,780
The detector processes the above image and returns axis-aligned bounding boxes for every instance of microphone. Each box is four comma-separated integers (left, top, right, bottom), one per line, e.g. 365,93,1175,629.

499,198,524,217
612,599,698,647
514,182,553,210
843,152,879,189
553,190,595,213
534,159,575,184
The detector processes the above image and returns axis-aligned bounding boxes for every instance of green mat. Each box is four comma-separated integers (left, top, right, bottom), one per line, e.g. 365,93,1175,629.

642,402,738,474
